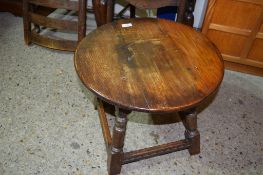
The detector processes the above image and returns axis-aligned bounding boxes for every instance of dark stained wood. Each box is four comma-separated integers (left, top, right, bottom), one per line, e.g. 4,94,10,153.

224,61,263,77
75,18,224,175
78,0,87,41
176,0,187,24
126,0,181,9
23,0,31,45
123,0,195,27
0,0,22,16
106,0,114,23
97,98,112,149
183,0,196,26
31,31,77,51
130,5,135,18
92,0,107,27
123,139,191,164
28,0,78,11
75,18,224,113
1,1,54,17
32,6,56,17
30,12,78,31
107,108,130,175
92,0,196,27
181,109,200,155
23,0,87,51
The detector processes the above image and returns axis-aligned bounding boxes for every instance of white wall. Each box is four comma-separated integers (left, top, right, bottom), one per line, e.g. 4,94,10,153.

193,0,208,28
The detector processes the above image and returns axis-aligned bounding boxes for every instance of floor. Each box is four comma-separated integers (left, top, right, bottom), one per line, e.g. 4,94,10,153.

0,12,263,175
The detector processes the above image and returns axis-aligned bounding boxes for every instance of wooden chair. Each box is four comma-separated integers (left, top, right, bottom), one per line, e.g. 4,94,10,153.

93,0,196,27
128,0,196,26
23,0,87,51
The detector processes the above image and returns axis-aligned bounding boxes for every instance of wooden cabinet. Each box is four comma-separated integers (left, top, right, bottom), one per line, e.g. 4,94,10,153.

202,0,263,76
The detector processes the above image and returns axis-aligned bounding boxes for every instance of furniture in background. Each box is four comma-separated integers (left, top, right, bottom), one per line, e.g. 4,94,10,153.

92,0,108,26
92,0,196,27
157,6,178,21
23,0,87,51
0,0,22,16
75,18,224,175
126,0,196,26
0,0,66,19
202,0,263,76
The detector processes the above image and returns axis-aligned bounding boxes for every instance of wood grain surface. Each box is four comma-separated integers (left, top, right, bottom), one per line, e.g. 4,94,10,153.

28,0,78,11
23,0,86,51
202,0,263,76
125,0,181,9
75,18,224,113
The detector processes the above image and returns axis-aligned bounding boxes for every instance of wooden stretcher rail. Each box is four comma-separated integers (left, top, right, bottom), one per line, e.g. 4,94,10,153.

97,99,112,150
30,12,78,31
28,0,78,11
123,139,191,164
31,31,77,51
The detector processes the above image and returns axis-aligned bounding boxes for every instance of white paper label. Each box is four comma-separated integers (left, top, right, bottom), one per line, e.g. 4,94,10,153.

122,23,133,28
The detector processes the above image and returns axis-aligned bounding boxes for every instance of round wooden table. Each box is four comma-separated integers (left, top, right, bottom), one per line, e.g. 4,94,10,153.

74,18,224,175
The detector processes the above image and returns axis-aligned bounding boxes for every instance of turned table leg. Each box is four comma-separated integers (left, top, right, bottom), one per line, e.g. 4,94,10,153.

181,109,200,155
107,108,130,175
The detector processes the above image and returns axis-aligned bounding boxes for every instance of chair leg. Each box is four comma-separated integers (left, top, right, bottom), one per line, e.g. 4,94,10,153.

107,108,129,175
130,5,135,18
176,0,187,24
92,0,107,26
183,0,196,27
78,0,87,42
23,0,31,45
181,109,200,155
106,0,114,23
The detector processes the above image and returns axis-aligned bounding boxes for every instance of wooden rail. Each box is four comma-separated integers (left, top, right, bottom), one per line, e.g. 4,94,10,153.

28,0,78,11
30,12,78,31
123,139,191,164
31,31,77,51
97,99,112,150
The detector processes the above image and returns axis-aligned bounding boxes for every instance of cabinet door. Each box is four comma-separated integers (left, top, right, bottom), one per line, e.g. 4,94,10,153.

202,0,263,76
247,23,263,63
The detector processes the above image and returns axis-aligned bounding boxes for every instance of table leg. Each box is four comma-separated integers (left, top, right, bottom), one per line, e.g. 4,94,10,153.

107,108,130,175
182,109,200,155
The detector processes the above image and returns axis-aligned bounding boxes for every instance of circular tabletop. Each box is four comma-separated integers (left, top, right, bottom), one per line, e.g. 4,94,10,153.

74,18,224,113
